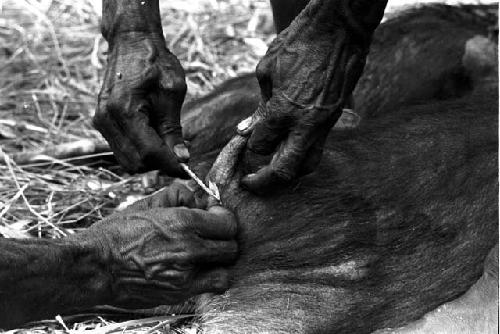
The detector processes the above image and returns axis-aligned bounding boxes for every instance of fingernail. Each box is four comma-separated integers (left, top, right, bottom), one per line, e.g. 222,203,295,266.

174,143,190,161
237,116,253,134
184,179,199,192
241,173,256,186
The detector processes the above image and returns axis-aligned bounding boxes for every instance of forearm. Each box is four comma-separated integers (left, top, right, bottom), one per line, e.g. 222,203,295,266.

0,236,113,329
101,0,164,46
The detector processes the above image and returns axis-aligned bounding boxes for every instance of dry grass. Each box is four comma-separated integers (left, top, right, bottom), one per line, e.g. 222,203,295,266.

0,0,271,332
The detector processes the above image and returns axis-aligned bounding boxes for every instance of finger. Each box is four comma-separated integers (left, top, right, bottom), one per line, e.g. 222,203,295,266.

193,239,238,266
297,128,330,176
247,115,290,155
114,275,192,306
156,96,189,163
240,165,286,195
122,181,201,213
93,108,144,173
241,127,313,194
180,179,209,209
183,206,238,240
110,100,188,177
174,179,209,209
117,273,188,291
125,52,188,163
255,52,276,102
236,102,265,136
155,64,189,162
189,268,230,295
160,181,199,208
237,115,255,135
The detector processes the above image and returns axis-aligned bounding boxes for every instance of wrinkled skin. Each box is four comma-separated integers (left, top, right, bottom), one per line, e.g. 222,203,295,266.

87,183,238,308
238,0,388,192
94,0,188,176
0,182,237,329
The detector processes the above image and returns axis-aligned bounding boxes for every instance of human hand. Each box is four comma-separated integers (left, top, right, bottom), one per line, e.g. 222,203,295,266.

237,0,387,193
94,32,188,176
83,182,238,308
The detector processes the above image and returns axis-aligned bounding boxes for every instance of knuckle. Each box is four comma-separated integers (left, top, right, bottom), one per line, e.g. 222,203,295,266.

272,165,295,182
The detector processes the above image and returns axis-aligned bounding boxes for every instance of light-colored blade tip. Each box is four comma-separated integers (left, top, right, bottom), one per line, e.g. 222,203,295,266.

208,180,221,201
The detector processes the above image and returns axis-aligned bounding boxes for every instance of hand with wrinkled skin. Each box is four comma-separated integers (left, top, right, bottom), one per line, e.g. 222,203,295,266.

237,0,387,193
0,182,237,329
95,0,188,176
84,182,237,308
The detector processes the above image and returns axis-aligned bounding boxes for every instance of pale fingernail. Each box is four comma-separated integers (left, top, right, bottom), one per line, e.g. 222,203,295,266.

237,116,253,133
174,143,190,161
184,179,198,192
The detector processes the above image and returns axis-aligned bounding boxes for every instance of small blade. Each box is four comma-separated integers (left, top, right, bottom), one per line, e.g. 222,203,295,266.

208,180,220,201
180,163,220,201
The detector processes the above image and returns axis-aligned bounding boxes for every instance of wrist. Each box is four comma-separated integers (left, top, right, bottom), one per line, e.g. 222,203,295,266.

102,0,164,46
66,232,116,305
106,31,167,53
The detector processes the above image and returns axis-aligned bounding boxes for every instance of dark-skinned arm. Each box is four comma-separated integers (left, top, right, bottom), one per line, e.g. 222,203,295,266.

0,183,237,330
95,0,189,176
0,237,113,329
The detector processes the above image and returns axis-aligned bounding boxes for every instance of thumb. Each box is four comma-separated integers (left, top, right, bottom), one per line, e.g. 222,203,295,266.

154,88,190,162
